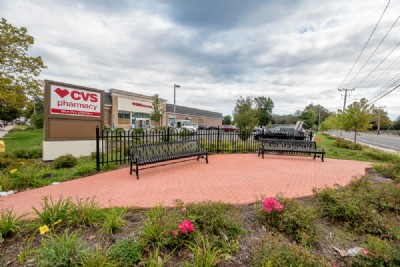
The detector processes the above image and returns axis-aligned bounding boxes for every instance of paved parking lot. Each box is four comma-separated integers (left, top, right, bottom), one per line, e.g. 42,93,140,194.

0,154,371,218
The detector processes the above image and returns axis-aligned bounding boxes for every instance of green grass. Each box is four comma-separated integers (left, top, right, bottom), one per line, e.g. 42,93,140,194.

317,133,400,163
1,127,43,153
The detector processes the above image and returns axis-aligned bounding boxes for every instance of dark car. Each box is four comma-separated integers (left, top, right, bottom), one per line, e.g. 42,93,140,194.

221,125,237,132
207,125,219,130
198,125,208,130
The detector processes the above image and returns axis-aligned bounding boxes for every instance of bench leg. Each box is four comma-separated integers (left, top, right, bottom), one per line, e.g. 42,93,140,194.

262,150,265,159
130,161,133,175
136,165,139,179
313,153,316,160
205,153,209,164
322,154,324,162
197,155,200,161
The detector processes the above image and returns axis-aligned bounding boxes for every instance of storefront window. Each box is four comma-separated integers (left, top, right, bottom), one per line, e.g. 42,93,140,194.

118,111,130,125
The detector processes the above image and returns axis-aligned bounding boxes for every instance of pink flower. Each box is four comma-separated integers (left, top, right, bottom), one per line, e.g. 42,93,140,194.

363,249,371,255
262,197,284,213
172,231,178,236
383,164,388,169
181,208,186,213
178,220,194,234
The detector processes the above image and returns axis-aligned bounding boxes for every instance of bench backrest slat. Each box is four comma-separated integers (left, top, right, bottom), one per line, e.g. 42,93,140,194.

130,140,200,159
259,139,317,150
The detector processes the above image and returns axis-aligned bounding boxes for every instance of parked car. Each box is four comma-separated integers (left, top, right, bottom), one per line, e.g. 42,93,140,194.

221,125,237,132
198,125,208,130
207,125,219,130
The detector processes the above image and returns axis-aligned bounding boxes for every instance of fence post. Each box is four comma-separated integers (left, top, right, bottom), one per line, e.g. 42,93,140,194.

217,126,220,153
167,126,170,142
96,126,100,171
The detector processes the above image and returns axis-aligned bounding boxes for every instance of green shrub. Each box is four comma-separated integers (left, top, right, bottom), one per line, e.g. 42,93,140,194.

139,202,243,250
183,235,228,267
11,165,49,189
0,209,23,238
80,247,117,267
12,147,42,159
108,238,143,267
348,235,400,266
0,156,15,169
253,234,330,267
373,162,400,181
36,230,89,266
33,196,77,226
72,161,97,177
52,154,78,169
74,197,102,226
314,179,398,236
333,138,363,150
256,196,317,246
101,207,127,234
363,149,400,163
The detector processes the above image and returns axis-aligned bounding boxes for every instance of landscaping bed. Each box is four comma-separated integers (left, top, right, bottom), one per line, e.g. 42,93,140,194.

1,169,400,267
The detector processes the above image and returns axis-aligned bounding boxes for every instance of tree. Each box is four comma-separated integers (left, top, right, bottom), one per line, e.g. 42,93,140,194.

320,113,341,131
0,18,46,122
25,96,44,128
233,96,258,140
222,115,232,125
150,94,163,127
300,109,317,129
304,104,331,126
254,96,274,126
338,98,372,143
370,107,391,131
393,116,400,130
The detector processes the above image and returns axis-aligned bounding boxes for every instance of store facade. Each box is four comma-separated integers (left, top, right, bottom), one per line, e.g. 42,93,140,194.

104,89,222,129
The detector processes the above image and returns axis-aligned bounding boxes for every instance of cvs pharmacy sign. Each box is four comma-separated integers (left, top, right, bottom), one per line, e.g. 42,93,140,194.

50,85,101,117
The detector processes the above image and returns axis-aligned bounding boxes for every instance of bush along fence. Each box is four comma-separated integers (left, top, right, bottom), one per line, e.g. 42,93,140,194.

95,127,307,170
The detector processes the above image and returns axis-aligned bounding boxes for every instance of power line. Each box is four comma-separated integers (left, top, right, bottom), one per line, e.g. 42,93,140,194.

346,13,400,88
366,51,400,89
338,0,391,89
369,83,400,104
368,69,400,100
354,39,400,88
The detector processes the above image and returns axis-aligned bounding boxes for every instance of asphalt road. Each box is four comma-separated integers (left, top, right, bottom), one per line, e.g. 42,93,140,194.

329,131,400,152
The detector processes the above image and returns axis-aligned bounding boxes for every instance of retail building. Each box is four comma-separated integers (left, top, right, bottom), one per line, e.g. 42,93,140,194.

104,89,222,129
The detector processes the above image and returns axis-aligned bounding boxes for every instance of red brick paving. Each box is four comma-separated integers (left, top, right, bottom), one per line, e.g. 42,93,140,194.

0,154,370,218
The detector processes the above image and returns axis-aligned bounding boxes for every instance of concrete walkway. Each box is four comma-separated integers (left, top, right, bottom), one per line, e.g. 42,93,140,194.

0,154,370,218
0,125,15,138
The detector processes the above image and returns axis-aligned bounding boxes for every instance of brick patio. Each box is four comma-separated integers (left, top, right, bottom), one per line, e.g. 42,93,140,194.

0,154,371,218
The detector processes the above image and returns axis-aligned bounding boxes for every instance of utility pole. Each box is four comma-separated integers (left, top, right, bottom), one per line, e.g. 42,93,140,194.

377,106,386,135
338,88,355,111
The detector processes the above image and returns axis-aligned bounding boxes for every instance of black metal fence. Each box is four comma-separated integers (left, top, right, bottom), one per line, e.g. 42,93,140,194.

95,127,307,170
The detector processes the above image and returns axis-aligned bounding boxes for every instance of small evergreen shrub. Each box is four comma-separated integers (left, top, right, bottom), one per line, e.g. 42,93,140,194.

373,162,400,181
333,138,362,150
348,235,400,267
0,209,23,238
108,238,143,267
36,230,89,266
256,196,317,246
52,154,78,169
12,147,42,159
253,234,330,267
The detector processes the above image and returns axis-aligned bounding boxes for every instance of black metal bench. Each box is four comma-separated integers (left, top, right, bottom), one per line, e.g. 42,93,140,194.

257,138,325,161
129,140,208,179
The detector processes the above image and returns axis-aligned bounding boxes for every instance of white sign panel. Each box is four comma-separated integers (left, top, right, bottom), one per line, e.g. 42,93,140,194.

50,85,101,117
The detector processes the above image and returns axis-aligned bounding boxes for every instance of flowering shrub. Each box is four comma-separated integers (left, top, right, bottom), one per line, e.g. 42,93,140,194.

178,220,194,234
256,196,317,246
373,162,400,181
262,197,284,213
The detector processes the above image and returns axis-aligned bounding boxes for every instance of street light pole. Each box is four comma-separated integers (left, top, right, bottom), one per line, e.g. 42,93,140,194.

173,84,180,126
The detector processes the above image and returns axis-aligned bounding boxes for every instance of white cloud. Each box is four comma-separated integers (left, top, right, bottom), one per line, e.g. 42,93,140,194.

1,0,399,119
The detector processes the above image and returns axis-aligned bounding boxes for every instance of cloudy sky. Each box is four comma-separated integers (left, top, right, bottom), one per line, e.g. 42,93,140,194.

1,0,400,119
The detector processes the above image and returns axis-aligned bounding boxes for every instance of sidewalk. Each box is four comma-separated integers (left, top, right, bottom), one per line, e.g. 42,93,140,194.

0,154,371,218
0,125,16,138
